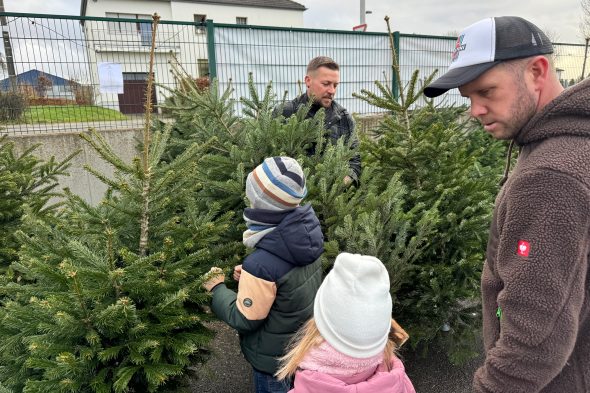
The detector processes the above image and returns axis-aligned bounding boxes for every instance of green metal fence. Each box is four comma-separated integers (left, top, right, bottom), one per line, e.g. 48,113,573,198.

0,12,209,135
0,12,588,136
211,23,393,115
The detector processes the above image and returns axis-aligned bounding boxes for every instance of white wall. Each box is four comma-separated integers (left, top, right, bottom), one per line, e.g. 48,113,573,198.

84,0,303,27
170,2,303,27
84,0,173,19
82,0,303,112
399,36,469,108
83,46,187,111
214,27,392,115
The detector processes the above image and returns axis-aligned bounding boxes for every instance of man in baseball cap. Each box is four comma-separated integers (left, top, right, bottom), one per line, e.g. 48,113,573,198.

425,16,590,393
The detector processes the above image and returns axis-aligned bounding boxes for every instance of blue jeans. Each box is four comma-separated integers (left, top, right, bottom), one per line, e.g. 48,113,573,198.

253,368,291,393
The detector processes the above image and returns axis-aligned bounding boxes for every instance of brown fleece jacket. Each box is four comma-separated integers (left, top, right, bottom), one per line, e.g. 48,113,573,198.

473,79,590,393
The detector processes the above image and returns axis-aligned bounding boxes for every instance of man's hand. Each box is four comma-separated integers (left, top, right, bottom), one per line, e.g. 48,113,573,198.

202,267,225,292
343,175,353,186
233,264,243,281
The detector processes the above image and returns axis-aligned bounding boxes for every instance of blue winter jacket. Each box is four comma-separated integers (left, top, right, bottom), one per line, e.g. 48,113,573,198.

211,204,323,374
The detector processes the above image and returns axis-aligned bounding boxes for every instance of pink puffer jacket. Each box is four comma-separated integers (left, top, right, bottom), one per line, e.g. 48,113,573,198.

289,342,416,393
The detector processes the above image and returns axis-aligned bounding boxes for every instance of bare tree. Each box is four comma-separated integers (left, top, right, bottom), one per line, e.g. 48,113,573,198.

542,27,561,60
543,28,560,44
580,0,590,79
444,30,460,38
581,0,590,38
36,75,53,98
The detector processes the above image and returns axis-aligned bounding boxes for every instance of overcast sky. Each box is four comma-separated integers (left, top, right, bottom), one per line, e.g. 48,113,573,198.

3,0,587,44
297,0,586,44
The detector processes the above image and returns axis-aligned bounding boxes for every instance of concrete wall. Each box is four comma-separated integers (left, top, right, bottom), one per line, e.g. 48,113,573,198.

8,128,142,206
5,114,379,207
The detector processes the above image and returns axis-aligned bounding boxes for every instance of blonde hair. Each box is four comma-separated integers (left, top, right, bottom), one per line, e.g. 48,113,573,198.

275,318,409,381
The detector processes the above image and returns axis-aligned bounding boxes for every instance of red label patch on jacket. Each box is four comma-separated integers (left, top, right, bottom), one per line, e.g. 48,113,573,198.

517,240,530,257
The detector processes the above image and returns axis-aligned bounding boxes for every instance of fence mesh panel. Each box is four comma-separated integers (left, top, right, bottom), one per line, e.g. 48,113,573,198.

0,13,208,135
0,12,587,135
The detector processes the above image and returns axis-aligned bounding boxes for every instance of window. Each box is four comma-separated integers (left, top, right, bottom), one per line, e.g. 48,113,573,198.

236,17,247,25
194,14,207,33
197,59,209,77
106,12,132,33
105,13,152,46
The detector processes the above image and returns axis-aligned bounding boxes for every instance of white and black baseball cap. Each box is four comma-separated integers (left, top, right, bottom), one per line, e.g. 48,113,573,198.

424,16,553,98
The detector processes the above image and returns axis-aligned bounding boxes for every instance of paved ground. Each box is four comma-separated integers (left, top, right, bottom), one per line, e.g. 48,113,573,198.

191,321,484,393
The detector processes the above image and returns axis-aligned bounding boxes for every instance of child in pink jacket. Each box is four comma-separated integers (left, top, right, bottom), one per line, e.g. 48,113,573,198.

276,253,416,393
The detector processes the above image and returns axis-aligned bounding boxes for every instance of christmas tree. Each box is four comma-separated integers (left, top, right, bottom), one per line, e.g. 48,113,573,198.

0,135,73,275
353,16,507,362
158,17,507,363
0,15,239,392
160,66,431,270
159,50,447,355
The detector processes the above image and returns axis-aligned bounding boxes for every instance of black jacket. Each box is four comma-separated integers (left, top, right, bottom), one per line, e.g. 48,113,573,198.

278,93,361,181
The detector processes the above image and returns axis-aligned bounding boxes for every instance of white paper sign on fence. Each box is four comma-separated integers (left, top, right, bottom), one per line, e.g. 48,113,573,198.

98,62,124,94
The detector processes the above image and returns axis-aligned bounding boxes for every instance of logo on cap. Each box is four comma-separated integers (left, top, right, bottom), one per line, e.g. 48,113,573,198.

517,240,530,257
451,34,466,62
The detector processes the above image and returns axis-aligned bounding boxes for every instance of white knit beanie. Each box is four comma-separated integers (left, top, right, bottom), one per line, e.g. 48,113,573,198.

245,156,307,211
314,253,392,358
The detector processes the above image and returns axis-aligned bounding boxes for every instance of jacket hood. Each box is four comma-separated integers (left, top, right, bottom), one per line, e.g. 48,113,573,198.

290,358,415,393
256,204,323,266
516,78,590,146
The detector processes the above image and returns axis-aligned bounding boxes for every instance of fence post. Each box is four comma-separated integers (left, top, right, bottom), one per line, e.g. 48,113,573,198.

392,31,400,101
0,8,17,90
582,37,589,81
206,19,217,79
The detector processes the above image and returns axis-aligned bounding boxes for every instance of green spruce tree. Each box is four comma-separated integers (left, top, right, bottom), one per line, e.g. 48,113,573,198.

159,69,332,241
0,135,73,274
154,15,506,365
353,16,507,363
0,15,238,392
159,63,435,324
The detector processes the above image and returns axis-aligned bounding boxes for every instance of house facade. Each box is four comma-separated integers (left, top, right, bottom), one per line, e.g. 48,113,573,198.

0,69,78,100
79,0,306,114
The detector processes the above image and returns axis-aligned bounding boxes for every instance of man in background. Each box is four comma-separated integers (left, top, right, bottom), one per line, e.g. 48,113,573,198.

276,56,361,185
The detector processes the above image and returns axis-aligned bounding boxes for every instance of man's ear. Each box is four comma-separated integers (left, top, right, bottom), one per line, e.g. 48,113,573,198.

304,74,311,89
527,55,551,88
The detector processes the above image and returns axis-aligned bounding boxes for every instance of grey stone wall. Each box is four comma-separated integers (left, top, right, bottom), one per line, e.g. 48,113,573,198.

8,128,142,206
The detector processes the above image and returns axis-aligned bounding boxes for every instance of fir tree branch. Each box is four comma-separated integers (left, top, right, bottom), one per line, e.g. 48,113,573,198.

139,14,161,257
79,129,136,175
105,227,121,298
384,16,411,134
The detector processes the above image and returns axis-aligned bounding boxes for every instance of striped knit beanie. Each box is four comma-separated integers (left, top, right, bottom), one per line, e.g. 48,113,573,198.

246,156,307,211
